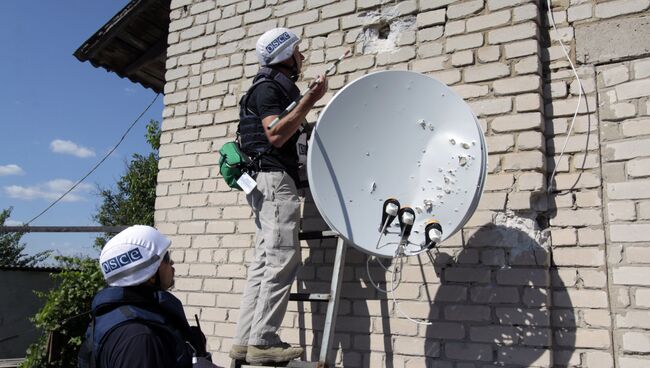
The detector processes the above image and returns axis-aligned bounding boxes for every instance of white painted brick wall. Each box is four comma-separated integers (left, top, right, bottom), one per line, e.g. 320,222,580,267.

156,0,650,365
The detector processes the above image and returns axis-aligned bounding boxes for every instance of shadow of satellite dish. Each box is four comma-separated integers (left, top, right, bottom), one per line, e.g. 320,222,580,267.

422,224,577,367
308,71,487,258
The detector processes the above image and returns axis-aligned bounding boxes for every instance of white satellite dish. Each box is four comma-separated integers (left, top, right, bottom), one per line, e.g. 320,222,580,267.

307,71,487,258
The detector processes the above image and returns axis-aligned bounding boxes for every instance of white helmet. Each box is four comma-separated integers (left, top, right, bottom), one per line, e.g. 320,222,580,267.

256,28,300,66
99,225,172,287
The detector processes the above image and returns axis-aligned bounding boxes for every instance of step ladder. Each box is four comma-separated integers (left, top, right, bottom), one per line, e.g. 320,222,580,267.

230,230,347,368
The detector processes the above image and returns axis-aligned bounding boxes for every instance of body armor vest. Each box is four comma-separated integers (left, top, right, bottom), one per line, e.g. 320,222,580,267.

78,286,197,368
238,67,301,177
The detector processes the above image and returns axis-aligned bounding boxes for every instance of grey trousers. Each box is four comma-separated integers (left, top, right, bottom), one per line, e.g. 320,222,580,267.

233,171,301,346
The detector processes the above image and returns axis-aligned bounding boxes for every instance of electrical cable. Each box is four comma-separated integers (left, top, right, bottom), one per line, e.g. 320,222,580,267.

366,256,399,293
389,251,432,326
25,93,160,225
546,0,584,193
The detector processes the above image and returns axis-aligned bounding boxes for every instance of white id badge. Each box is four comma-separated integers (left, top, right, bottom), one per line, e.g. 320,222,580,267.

237,172,257,194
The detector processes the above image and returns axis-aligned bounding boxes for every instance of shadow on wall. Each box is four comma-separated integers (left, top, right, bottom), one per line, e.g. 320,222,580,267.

294,192,576,367
424,224,576,367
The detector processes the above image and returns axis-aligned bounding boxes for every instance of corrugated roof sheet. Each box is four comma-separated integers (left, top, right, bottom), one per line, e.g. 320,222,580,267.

74,0,170,93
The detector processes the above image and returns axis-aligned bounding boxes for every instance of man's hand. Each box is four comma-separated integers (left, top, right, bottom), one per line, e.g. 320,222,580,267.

306,74,328,104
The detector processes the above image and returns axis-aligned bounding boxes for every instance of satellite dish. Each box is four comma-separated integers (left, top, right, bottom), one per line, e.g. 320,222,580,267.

307,71,487,258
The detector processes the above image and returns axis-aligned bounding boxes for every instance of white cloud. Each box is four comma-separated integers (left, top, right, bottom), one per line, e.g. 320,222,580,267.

4,179,94,202
0,164,25,176
50,139,96,158
4,219,24,226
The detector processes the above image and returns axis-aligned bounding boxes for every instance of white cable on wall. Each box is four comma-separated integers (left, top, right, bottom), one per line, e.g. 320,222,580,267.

546,0,584,193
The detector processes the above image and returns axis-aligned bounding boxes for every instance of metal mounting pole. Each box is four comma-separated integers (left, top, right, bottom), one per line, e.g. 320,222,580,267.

318,237,347,367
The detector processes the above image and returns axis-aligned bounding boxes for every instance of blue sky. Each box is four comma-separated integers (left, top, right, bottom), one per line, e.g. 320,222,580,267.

0,1,164,260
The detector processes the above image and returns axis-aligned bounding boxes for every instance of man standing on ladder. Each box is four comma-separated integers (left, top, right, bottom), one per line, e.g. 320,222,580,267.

229,28,328,365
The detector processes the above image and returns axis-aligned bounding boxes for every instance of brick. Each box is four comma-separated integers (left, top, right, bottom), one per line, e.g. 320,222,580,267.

605,139,650,162
470,286,519,303
611,224,650,242
321,0,355,18
578,228,605,245
497,269,549,286
419,0,456,10
617,310,650,329
552,172,601,191
502,151,545,171
607,180,650,199
445,268,491,283
376,47,416,65
431,69,462,85
187,292,215,306
493,75,541,95
417,9,446,27
445,20,466,36
595,0,650,19
619,356,650,368
551,228,577,246
552,248,605,267
448,0,483,19
466,10,511,33
516,93,542,112
452,83,489,99
546,95,597,116
608,201,636,221
551,209,602,226
477,46,500,63
622,331,650,353
637,289,650,307
464,62,510,82
615,79,650,100
470,326,518,344
601,64,629,87
485,134,515,153
634,59,650,79
614,267,650,285
491,112,543,132
477,192,507,210
394,336,439,357
622,118,650,137
446,342,492,361
417,26,444,42
488,22,537,44
568,3,592,22
469,97,512,117
287,10,319,27
554,289,609,308
304,18,338,37
496,307,550,326
497,347,551,366
513,3,538,22
451,50,474,66
444,305,491,321
504,39,538,59
445,33,484,52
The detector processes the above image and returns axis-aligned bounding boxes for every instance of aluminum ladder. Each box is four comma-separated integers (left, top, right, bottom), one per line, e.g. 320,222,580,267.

230,230,347,368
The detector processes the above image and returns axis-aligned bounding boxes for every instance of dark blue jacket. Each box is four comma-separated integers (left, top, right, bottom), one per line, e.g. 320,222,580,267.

78,286,203,368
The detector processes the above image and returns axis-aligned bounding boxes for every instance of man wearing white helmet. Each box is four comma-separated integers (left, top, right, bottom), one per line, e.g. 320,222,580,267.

231,27,328,364
78,225,218,368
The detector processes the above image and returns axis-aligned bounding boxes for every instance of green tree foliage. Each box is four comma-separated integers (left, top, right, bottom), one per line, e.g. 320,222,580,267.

0,207,50,267
93,119,160,248
22,257,104,367
21,120,160,368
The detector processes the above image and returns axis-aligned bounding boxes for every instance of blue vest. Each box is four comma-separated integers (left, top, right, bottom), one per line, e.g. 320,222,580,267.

78,286,195,368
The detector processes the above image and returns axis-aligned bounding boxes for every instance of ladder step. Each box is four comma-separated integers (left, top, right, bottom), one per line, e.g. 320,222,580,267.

297,231,337,240
289,293,330,302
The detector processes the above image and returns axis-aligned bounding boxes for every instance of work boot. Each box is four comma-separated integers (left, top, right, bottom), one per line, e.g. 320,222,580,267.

246,343,304,364
228,344,248,360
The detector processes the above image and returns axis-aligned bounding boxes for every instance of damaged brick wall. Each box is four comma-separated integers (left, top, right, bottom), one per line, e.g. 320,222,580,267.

157,0,650,366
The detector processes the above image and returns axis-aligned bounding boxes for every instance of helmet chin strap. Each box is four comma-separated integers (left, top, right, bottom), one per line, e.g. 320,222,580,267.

271,55,300,82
